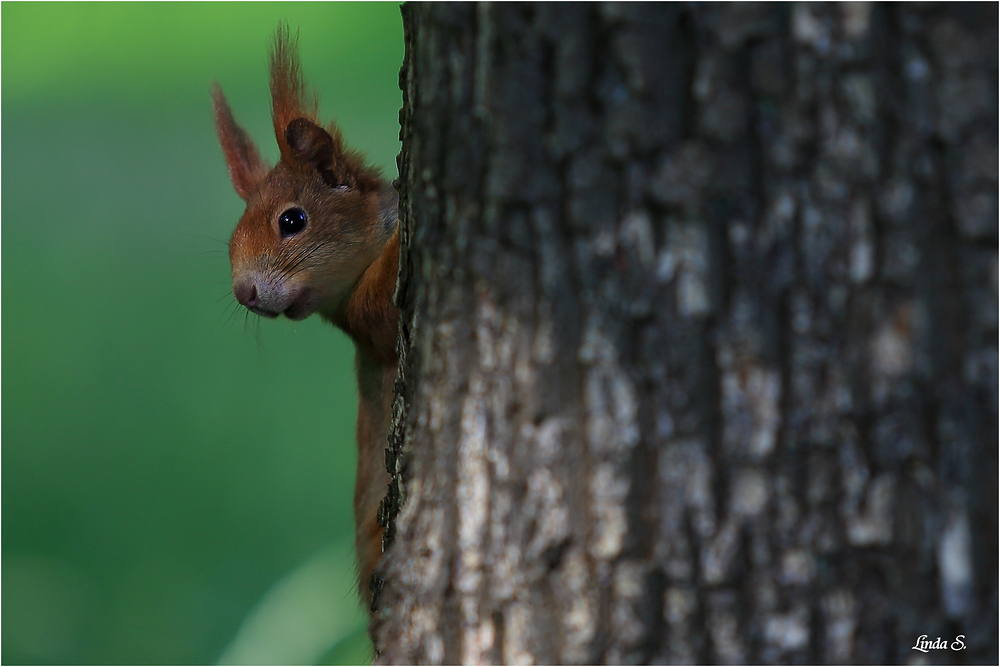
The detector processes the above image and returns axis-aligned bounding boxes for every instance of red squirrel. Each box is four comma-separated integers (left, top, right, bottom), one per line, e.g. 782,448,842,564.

212,27,397,610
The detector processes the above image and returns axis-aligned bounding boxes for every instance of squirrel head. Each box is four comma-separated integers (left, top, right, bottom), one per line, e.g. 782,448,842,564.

213,26,393,321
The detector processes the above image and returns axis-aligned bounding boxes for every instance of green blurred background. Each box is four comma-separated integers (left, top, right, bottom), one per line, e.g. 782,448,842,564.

2,3,403,664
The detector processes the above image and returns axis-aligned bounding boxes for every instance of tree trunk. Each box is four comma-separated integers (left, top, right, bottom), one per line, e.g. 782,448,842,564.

373,3,997,664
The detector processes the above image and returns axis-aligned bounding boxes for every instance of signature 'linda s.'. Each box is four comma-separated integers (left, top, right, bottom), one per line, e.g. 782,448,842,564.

912,635,966,653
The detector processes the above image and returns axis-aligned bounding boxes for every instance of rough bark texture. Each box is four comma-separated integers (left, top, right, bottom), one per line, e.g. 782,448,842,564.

374,3,997,664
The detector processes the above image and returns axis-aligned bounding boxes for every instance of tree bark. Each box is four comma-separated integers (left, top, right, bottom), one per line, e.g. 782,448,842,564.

374,3,997,664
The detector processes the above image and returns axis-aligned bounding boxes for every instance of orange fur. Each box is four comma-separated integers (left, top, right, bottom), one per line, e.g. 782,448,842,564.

335,233,400,365
214,25,397,610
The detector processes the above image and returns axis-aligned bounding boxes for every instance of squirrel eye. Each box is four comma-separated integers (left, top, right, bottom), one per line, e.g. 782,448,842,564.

278,208,307,237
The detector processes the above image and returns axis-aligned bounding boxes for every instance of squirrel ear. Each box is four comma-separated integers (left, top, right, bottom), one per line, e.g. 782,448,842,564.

285,117,349,188
213,84,267,200
285,117,333,170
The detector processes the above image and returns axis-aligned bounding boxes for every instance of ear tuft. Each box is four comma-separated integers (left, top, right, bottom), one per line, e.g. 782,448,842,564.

271,25,319,164
213,84,267,200
269,24,384,194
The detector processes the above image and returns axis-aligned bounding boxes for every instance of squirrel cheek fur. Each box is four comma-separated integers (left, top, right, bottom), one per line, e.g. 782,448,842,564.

213,26,397,610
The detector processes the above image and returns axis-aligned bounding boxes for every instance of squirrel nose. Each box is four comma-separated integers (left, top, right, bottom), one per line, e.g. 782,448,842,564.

234,281,257,307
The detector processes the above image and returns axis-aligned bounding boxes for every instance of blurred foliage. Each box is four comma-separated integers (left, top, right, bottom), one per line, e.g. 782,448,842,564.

2,3,402,664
